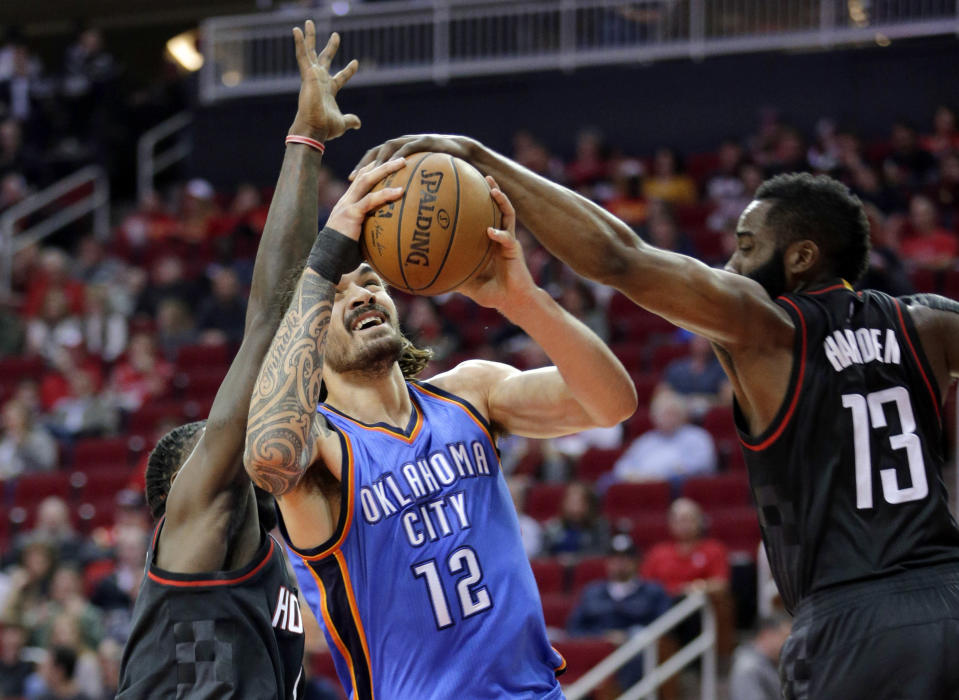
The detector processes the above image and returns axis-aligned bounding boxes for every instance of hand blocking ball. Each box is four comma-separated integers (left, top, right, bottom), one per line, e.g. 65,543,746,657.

361,152,501,295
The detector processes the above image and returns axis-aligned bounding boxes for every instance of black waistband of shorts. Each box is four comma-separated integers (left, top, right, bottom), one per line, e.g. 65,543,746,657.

795,562,959,626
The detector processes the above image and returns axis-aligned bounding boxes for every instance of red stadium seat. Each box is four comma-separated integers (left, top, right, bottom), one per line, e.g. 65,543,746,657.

540,592,575,629
631,513,671,551
12,472,71,508
624,406,653,441
531,558,566,595
571,556,610,594
701,406,736,441
650,343,689,373
610,343,645,374
630,374,660,407
681,473,752,509
552,638,617,683
575,447,625,483
73,437,129,469
83,558,116,597
176,343,232,369
708,506,761,556
80,467,135,500
909,267,939,294
127,400,186,435
603,481,672,524
525,484,566,522
175,366,229,399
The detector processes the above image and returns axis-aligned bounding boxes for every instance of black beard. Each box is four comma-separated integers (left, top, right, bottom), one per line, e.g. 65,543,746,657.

746,247,787,299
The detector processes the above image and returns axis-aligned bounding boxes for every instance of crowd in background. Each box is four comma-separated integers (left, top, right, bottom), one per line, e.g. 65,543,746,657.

2,21,959,700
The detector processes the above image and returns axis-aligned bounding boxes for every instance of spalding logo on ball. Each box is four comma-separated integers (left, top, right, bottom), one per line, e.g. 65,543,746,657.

362,152,501,295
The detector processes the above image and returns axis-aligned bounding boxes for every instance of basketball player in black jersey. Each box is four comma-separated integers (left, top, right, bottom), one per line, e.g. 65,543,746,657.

357,136,959,699
117,23,385,698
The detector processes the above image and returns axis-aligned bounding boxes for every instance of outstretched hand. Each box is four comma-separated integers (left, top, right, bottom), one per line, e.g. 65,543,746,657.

326,158,407,241
456,177,536,310
289,22,361,142
349,134,477,180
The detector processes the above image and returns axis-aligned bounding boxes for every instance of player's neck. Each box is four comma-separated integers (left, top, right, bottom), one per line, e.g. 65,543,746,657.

323,363,412,427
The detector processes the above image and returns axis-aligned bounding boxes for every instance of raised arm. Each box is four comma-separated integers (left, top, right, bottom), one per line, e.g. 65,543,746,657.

900,293,959,396
432,180,637,438
243,159,406,496
164,24,361,525
353,135,787,349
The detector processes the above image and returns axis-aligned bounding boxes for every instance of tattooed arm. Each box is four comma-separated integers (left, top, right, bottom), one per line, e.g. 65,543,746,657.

244,158,406,496
159,25,361,572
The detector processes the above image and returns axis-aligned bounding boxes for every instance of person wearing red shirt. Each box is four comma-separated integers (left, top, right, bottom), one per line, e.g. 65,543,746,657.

899,194,959,269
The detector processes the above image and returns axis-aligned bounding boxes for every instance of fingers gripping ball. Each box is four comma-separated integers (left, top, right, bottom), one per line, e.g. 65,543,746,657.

361,152,501,295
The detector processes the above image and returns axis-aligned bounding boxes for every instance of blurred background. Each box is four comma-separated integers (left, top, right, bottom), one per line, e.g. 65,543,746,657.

0,1,957,698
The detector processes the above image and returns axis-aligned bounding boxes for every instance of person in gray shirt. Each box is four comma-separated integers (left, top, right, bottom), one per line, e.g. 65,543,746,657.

730,613,792,700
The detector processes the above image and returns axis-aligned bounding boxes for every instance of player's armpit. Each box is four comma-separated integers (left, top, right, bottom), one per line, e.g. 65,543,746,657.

901,293,959,384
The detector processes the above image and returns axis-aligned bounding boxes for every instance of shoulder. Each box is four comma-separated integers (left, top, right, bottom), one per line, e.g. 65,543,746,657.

700,539,729,556
427,360,520,419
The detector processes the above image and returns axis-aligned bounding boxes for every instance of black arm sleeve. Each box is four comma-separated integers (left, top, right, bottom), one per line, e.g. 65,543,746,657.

899,293,959,316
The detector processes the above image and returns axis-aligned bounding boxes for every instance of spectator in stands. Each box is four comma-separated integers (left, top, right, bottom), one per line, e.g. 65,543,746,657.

94,639,121,700
640,498,730,598
660,333,731,419
705,141,746,231
194,266,247,345
566,127,610,195
604,158,647,227
766,127,809,175
154,298,195,361
0,171,29,213
1,539,56,628
62,27,118,146
847,162,906,215
176,178,219,244
642,147,697,206
560,279,608,342
543,481,611,557
33,644,92,700
507,476,543,559
132,255,195,318
643,205,695,257
549,423,623,463
44,615,102,699
32,567,103,652
403,297,459,367
922,105,959,159
512,130,566,183
39,345,103,415
81,285,127,363
899,194,958,269
23,248,86,319
0,621,33,699
613,391,716,485
0,48,48,141
47,367,118,440
885,121,937,189
859,203,914,297
115,191,177,260
728,613,792,700
0,398,58,479
0,301,24,355
25,288,84,361
7,498,94,569
89,525,148,620
107,331,173,413
807,118,842,174
567,533,672,640
567,534,672,688
74,237,130,314
930,152,959,229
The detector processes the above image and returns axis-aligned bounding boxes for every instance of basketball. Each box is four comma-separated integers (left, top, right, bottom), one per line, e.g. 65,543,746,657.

361,152,501,295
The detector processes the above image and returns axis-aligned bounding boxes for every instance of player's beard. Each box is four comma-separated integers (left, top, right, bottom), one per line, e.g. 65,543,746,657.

326,318,404,378
746,247,787,299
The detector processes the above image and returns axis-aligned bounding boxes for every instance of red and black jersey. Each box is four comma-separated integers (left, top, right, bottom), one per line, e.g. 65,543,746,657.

736,283,959,613
118,519,305,699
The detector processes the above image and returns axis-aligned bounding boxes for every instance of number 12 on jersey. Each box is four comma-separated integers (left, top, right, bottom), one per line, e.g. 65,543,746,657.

842,386,929,510
412,545,492,629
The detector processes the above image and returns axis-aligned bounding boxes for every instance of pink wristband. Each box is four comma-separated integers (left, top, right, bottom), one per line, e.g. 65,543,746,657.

285,135,326,153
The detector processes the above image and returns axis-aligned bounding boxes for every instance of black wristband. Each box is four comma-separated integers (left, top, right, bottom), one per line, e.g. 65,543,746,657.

307,226,361,282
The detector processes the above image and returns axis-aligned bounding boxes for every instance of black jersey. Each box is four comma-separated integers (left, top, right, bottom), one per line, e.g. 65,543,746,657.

736,283,959,613
118,519,305,699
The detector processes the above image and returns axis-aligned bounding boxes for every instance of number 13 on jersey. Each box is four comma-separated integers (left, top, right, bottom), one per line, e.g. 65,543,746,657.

412,545,493,630
842,386,929,510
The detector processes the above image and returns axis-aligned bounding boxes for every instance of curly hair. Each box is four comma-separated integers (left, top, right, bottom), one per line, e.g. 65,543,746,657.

398,336,433,378
755,173,871,284
145,421,206,520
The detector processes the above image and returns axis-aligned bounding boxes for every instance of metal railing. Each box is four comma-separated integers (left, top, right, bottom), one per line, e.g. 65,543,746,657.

137,111,193,202
199,0,959,103
0,165,110,298
564,590,717,700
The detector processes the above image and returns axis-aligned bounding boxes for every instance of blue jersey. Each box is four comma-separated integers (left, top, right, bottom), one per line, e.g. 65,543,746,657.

277,380,565,700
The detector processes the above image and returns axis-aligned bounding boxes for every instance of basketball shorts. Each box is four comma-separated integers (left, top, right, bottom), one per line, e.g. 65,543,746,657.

780,562,959,700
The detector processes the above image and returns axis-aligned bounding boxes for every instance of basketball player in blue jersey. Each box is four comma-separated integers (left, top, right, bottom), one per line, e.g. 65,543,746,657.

243,165,638,697
357,135,959,699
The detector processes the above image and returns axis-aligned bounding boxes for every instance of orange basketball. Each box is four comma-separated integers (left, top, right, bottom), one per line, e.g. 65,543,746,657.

361,152,500,295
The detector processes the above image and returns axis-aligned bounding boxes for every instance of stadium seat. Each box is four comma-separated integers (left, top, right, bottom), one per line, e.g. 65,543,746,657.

681,472,752,509
12,472,71,508
629,373,660,407
127,400,186,435
530,558,566,594
525,484,566,522
80,467,135,500
571,556,609,593
631,513,672,551
309,651,342,688
708,506,761,556
610,342,645,374
624,406,653,440
650,343,688,373
175,366,229,399
909,267,939,294
575,447,625,483
540,592,575,629
176,343,232,369
701,405,736,441
552,638,617,683
603,481,671,524
73,437,129,469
